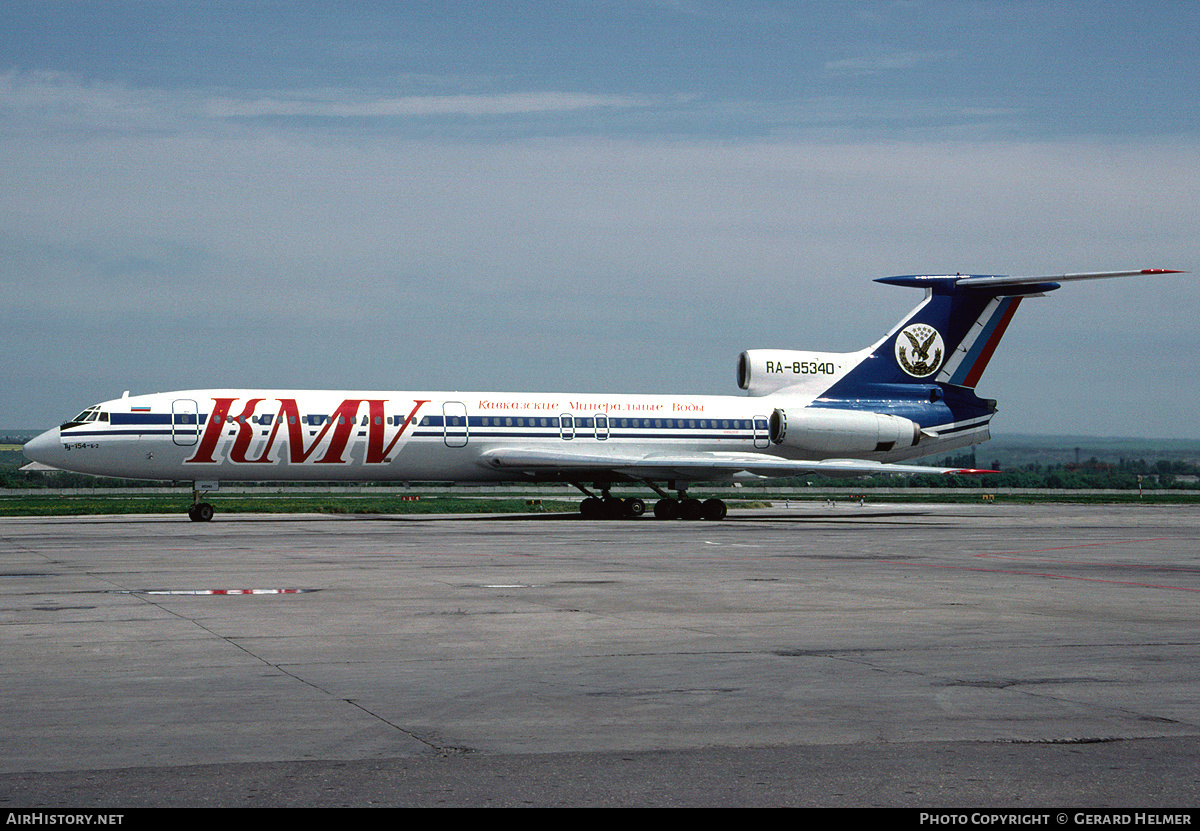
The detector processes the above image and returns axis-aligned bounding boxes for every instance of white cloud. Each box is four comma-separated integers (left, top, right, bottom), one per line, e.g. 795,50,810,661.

0,71,654,134
824,51,955,73
204,91,655,119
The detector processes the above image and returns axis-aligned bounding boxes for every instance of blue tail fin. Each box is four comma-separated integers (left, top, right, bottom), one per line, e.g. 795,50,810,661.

808,269,1181,457
860,274,1060,390
849,270,1182,391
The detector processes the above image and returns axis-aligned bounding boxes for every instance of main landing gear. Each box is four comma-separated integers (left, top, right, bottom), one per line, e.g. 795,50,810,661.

652,496,727,521
579,494,646,520
573,483,727,521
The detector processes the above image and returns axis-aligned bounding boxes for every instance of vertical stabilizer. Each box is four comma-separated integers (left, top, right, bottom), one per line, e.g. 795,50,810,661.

828,274,1059,393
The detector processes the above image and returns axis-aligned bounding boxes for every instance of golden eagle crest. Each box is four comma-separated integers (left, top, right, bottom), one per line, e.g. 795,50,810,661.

895,324,944,378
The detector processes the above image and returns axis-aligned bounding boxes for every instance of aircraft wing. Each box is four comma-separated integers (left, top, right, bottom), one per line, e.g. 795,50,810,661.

478,447,994,480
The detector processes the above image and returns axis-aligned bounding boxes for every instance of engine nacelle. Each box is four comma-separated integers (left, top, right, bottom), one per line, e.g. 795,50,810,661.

769,407,921,455
737,349,859,397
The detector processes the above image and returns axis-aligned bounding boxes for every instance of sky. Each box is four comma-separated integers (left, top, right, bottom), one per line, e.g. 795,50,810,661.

1,0,1197,437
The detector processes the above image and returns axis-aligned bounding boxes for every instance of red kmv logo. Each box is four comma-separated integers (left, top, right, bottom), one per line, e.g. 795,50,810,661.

186,398,429,465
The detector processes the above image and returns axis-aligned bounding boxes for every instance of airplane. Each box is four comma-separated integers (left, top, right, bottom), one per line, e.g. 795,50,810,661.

21,268,1182,521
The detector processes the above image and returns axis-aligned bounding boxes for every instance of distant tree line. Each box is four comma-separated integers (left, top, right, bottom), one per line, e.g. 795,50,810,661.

0,469,171,489
795,453,1200,490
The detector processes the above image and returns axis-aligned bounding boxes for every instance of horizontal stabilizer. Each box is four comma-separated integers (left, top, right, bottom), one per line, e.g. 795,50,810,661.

953,269,1184,289
955,271,1180,290
859,268,1186,391
876,269,1184,292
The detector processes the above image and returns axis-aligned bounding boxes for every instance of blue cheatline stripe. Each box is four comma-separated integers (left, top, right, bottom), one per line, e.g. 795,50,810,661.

67,414,772,442
61,430,175,438
929,420,991,437
424,416,765,430
110,413,172,425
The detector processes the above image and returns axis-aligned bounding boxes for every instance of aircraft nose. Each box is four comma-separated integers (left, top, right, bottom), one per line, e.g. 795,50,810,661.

22,427,64,467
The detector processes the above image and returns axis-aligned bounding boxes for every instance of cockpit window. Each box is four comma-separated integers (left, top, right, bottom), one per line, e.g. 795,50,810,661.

61,405,102,430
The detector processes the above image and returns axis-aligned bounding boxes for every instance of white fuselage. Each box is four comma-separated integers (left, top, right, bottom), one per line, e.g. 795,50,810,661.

31,390,773,482
24,388,980,484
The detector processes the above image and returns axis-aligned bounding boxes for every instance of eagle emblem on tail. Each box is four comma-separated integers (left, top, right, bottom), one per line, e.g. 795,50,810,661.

895,324,944,377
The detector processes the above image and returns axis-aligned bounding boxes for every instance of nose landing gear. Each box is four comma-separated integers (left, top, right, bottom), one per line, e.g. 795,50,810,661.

188,502,215,522
188,482,217,522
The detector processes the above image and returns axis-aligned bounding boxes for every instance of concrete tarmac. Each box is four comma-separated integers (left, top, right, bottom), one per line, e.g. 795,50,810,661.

2,502,1198,807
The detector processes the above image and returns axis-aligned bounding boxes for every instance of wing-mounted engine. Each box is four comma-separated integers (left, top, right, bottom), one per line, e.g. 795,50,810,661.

737,349,866,397
769,407,921,456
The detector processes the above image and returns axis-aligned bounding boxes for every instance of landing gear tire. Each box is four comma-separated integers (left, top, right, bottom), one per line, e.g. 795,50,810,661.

188,502,214,522
653,497,727,520
601,498,626,519
581,495,647,520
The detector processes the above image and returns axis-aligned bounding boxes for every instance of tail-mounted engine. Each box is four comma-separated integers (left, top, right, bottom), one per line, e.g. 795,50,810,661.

737,349,858,397
769,407,921,455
